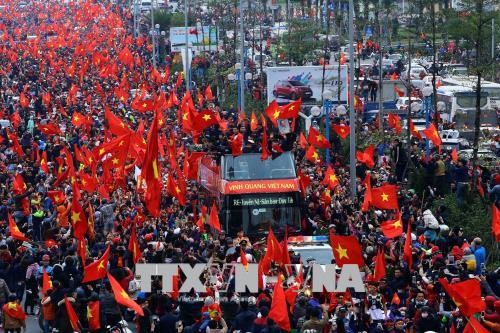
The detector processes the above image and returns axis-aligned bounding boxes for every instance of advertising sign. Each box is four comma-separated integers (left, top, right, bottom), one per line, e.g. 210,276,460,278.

169,26,218,52
221,179,300,195
266,65,348,105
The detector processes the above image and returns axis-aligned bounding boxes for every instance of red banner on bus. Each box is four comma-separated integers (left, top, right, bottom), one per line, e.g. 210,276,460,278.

221,179,300,195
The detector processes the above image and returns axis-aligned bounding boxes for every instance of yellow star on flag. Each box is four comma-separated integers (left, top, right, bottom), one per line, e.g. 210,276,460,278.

87,306,92,319
7,302,18,310
120,290,130,300
312,152,319,160
335,244,349,259
289,105,295,110
381,193,389,201
112,158,119,165
81,179,87,186
316,135,323,141
97,261,105,271
273,110,280,119
71,212,81,223
392,220,402,228
202,114,211,121
152,160,159,179
175,186,181,194
99,148,105,156
329,174,337,182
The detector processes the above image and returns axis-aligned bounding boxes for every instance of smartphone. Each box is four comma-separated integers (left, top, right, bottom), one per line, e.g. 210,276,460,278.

447,255,455,264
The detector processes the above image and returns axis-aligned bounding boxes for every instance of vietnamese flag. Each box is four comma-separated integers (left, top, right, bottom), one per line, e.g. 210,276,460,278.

265,100,281,127
373,248,386,281
19,92,30,108
205,85,214,101
105,107,130,136
192,110,219,132
361,174,372,212
71,198,88,241
209,201,222,232
394,86,405,97
298,169,311,197
492,204,500,242
2,301,27,321
230,133,244,157
142,111,162,217
391,292,401,306
42,269,53,293
308,127,330,149
77,239,87,265
47,191,66,205
8,214,28,242
64,297,80,331
250,112,258,132
38,123,61,136
240,248,249,272
329,233,364,267
299,133,308,149
13,173,27,194
268,275,291,332
107,272,144,316
82,245,110,283
371,184,399,210
451,148,458,162
356,144,375,168
305,145,321,164
380,211,403,238
403,222,413,269
322,166,339,189
439,278,485,316
463,316,489,333
409,119,423,140
422,123,442,147
279,98,301,119
261,115,271,161
40,151,49,174
128,225,142,264
87,300,100,331
388,113,402,134
332,124,350,139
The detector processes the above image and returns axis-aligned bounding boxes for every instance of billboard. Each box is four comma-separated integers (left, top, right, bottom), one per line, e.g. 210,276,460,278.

169,26,218,52
266,65,348,105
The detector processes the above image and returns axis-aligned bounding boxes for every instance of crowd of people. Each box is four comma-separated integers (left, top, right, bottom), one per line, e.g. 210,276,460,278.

0,1,498,333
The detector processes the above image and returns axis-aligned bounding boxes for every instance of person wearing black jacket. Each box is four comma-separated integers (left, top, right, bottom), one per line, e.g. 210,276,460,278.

232,300,257,331
415,306,441,333
392,139,407,182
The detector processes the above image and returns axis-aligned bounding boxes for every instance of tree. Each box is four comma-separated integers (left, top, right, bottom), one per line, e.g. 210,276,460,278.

445,0,498,184
277,18,322,66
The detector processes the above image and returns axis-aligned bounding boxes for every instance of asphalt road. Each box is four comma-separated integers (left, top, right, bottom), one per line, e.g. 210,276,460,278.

24,315,137,333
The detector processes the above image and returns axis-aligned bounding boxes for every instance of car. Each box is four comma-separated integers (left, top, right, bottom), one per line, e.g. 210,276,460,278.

272,80,313,100
288,236,333,265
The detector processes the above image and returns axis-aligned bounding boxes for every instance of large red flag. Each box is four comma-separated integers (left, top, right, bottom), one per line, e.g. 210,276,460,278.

329,234,364,267
463,316,489,333
64,297,80,332
279,98,301,119
107,272,144,316
8,214,28,242
2,301,27,321
142,111,162,217
388,113,402,134
439,278,485,317
422,123,442,147
356,144,375,168
128,225,142,264
373,248,386,281
371,184,399,210
105,107,130,136
87,301,100,331
208,202,222,232
265,100,281,127
403,223,413,269
250,112,259,132
71,198,88,240
305,145,321,164
409,119,423,140
308,127,330,149
268,275,291,332
230,133,243,157
380,211,403,238
205,85,214,101
42,269,53,293
361,174,372,212
192,110,219,132
82,246,110,283
322,166,339,189
332,124,350,139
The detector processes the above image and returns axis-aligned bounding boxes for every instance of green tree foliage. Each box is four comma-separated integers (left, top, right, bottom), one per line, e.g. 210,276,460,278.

276,18,322,66
153,10,195,33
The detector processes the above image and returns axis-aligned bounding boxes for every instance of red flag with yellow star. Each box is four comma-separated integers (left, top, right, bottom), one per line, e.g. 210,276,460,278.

40,150,49,174
439,278,485,317
128,225,142,264
2,301,27,321
64,297,80,331
332,124,350,139
409,119,423,140
268,275,291,332
192,110,219,132
308,127,330,149
208,201,222,232
71,197,88,240
279,98,301,119
42,268,53,293
380,211,403,238
371,184,399,210
78,239,87,265
356,144,375,168
250,112,259,132
107,272,144,316
82,245,110,283
322,166,339,189
240,248,249,272
305,145,321,164
105,106,131,136
87,300,100,331
373,248,386,281
142,111,162,217
8,214,28,242
12,173,27,194
265,100,281,127
47,190,66,206
388,113,402,134
329,233,364,267
422,123,442,147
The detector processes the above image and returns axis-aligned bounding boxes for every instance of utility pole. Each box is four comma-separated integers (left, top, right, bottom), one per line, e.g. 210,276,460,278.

378,0,383,131
133,0,139,38
239,0,245,114
184,0,190,90
150,0,156,69
348,0,356,198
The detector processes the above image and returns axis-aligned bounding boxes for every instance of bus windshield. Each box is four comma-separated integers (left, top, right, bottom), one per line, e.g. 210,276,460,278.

222,152,296,180
223,192,301,235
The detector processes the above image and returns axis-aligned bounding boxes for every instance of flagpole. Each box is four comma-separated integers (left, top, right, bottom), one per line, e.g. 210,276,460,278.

348,0,356,198
184,0,190,90
239,0,245,115
150,0,156,69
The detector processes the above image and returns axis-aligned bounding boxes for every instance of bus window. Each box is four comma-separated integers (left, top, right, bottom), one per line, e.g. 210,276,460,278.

456,95,487,108
222,152,296,180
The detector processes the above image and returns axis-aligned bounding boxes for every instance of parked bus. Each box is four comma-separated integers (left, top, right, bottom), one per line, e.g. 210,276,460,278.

198,152,302,236
440,77,500,109
436,86,497,128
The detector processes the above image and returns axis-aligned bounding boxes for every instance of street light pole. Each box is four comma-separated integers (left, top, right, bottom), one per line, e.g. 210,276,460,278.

150,0,157,69
239,0,245,115
184,0,190,90
348,0,356,198
378,0,383,131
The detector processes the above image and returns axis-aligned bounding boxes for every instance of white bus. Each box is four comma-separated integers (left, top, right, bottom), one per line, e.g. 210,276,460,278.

436,86,497,128
440,76,500,109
